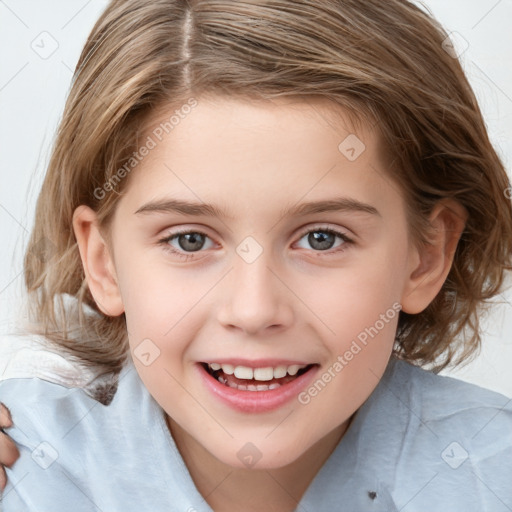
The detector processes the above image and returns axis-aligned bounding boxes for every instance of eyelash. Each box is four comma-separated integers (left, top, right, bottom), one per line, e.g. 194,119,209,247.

157,226,355,260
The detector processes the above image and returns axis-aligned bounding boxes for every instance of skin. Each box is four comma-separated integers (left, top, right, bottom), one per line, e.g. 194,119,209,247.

66,95,466,511
0,404,19,491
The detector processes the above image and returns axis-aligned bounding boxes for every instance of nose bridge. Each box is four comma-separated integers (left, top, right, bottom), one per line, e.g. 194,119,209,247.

234,249,275,300
217,240,294,334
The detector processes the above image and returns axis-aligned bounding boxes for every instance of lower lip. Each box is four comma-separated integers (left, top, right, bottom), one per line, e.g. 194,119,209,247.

196,363,319,413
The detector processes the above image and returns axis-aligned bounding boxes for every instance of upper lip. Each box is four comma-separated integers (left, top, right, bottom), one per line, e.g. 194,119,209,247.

200,359,315,368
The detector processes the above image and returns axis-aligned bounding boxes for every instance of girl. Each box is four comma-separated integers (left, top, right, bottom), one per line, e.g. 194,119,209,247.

1,0,512,510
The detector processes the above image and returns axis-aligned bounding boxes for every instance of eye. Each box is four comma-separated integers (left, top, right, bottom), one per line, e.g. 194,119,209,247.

158,226,354,260
295,226,353,253
158,229,216,259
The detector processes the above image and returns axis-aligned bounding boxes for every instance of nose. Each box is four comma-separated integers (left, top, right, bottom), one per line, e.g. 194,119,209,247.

216,250,294,336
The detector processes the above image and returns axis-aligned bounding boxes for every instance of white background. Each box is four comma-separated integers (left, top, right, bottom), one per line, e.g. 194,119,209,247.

0,1,511,395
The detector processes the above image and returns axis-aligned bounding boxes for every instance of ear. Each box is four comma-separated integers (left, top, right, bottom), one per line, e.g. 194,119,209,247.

72,205,124,317
401,199,467,314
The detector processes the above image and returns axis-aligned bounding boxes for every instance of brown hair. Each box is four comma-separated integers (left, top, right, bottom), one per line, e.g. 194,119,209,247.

21,0,512,376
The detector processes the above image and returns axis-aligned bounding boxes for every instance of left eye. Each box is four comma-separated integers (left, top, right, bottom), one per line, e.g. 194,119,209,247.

295,229,351,251
163,231,215,253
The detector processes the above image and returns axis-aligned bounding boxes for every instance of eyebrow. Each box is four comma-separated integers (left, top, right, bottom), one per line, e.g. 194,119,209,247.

134,197,380,218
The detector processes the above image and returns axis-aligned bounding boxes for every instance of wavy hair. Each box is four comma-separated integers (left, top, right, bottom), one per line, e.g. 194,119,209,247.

21,0,512,375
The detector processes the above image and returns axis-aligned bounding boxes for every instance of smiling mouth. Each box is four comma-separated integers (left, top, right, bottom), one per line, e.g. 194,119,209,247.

201,362,316,391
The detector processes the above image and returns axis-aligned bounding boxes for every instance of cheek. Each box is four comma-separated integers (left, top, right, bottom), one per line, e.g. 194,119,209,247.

117,260,210,379
298,272,400,424
306,251,405,341
115,251,195,337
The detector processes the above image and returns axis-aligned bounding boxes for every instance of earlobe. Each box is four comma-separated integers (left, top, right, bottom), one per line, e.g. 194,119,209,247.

72,205,124,317
401,199,467,314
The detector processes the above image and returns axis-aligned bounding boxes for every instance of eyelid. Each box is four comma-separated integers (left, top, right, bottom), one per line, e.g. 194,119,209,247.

159,224,353,242
294,223,354,243
160,228,216,245
159,224,216,241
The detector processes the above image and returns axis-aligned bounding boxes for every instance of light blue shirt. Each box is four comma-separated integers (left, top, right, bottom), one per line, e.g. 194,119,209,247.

1,356,511,511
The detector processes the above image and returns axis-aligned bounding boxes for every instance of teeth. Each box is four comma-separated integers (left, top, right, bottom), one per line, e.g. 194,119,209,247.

253,367,274,381
208,362,309,381
221,364,234,375
234,366,253,379
273,366,288,378
215,373,283,391
287,365,301,376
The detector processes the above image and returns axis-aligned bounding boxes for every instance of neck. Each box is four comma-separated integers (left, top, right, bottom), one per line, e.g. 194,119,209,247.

166,415,352,512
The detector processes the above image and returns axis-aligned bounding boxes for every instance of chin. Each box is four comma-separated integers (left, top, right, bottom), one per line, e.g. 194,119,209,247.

212,442,307,471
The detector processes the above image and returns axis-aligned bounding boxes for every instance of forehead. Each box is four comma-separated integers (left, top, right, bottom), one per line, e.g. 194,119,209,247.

191,96,350,165
115,95,400,221
140,94,378,159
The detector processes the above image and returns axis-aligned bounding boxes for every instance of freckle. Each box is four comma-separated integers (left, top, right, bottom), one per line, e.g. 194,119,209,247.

368,491,377,500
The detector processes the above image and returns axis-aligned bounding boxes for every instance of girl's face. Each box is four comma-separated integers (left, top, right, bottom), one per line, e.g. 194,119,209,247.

100,96,421,469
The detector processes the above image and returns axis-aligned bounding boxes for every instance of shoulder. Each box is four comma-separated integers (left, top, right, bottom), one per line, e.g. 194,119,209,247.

0,357,142,449
0,375,105,510
0,373,111,453
0,365,201,512
0,365,162,511
385,358,512,460
376,358,512,510
388,357,512,431
289,358,512,512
